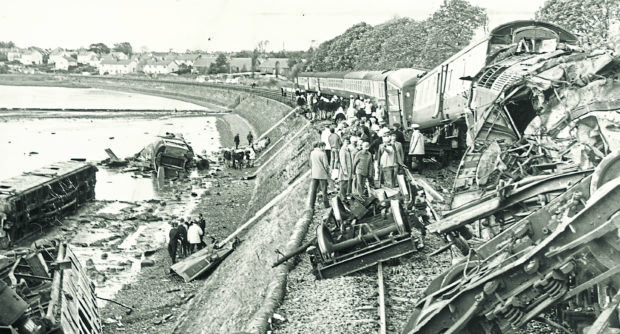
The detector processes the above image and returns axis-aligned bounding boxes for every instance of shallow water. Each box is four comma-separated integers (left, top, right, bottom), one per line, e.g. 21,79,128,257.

0,111,221,201
0,86,209,110
0,86,223,305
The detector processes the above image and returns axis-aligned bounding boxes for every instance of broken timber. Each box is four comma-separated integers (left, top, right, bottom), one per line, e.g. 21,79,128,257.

0,242,101,333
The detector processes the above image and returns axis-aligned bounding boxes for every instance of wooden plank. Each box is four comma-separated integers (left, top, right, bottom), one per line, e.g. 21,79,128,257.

378,262,387,334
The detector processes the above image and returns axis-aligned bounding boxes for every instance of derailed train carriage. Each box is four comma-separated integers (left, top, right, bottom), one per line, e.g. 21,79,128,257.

0,161,97,249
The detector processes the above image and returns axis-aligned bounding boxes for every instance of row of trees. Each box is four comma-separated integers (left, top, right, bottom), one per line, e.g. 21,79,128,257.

536,0,620,49
306,0,488,72
303,0,619,73
88,42,133,56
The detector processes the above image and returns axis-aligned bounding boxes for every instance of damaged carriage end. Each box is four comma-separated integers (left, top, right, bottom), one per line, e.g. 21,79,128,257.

404,20,620,334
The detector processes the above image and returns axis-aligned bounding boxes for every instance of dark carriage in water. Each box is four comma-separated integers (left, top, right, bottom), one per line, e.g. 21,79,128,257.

0,161,97,249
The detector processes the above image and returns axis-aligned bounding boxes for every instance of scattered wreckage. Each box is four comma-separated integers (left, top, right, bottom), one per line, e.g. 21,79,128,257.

402,28,620,334
273,169,433,279
102,133,210,177
170,237,239,282
0,161,97,249
0,241,101,334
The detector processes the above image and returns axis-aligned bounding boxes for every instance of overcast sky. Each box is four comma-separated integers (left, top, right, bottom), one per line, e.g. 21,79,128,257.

2,0,548,52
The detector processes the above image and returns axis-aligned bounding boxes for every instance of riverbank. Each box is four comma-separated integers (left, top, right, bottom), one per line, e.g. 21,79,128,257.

0,78,314,333
95,91,311,333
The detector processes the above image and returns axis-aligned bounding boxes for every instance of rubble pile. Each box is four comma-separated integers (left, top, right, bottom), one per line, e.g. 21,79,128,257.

0,242,101,334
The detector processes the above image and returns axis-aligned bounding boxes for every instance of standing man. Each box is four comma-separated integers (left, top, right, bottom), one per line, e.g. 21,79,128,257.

409,124,425,173
338,136,353,199
328,127,342,170
176,218,189,258
309,142,331,209
167,222,179,264
247,131,254,146
391,132,405,177
234,133,240,150
188,219,204,254
352,142,374,197
377,134,396,188
321,125,332,166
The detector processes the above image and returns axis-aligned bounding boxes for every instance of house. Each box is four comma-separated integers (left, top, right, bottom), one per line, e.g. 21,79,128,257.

55,55,78,71
258,58,289,76
142,59,179,74
229,57,252,73
110,52,128,60
191,55,216,74
174,53,199,67
77,51,99,67
98,58,137,75
20,49,43,65
7,49,21,62
48,48,66,64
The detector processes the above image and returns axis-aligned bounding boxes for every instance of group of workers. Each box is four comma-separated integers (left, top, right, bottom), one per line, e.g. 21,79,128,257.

310,119,426,208
167,214,213,264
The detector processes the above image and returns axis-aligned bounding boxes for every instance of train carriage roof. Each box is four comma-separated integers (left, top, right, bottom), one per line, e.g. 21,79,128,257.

299,72,347,78
386,68,426,88
344,71,385,79
490,20,578,44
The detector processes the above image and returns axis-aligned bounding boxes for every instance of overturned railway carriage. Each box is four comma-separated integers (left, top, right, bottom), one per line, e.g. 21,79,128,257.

0,161,97,248
403,21,620,334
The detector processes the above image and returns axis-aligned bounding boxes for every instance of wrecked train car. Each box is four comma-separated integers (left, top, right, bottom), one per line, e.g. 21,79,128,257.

405,19,620,334
0,161,97,249
431,20,620,247
134,133,209,176
0,242,101,334
403,152,620,334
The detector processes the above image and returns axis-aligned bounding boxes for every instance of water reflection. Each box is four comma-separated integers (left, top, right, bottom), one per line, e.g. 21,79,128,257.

0,113,220,201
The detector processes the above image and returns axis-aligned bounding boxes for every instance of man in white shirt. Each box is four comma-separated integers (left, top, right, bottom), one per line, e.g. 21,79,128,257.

187,219,204,254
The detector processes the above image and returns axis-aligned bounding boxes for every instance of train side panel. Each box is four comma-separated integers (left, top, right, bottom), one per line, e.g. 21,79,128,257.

412,39,489,129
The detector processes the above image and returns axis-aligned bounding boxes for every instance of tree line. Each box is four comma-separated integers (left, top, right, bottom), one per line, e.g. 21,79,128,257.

302,0,619,73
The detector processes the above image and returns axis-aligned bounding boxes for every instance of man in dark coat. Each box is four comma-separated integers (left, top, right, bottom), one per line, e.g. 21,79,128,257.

176,218,189,258
167,222,179,264
234,133,240,150
247,131,254,146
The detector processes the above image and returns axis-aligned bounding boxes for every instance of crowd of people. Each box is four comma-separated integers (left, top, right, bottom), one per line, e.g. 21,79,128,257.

167,213,214,265
308,98,426,208
295,90,387,124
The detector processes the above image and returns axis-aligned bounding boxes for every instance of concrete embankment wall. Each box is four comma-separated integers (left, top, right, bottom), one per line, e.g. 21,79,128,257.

0,74,315,332
173,126,316,333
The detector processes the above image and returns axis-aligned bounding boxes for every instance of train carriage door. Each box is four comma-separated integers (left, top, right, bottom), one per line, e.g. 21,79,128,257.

433,64,449,119
385,78,403,126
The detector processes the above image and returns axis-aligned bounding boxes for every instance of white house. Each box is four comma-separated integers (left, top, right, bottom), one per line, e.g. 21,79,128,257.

20,49,43,65
7,49,21,62
110,52,128,60
77,51,99,67
48,48,66,65
143,59,179,74
98,58,137,75
55,55,77,70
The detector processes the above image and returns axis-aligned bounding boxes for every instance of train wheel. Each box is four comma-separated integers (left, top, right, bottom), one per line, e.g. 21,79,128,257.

316,224,335,261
